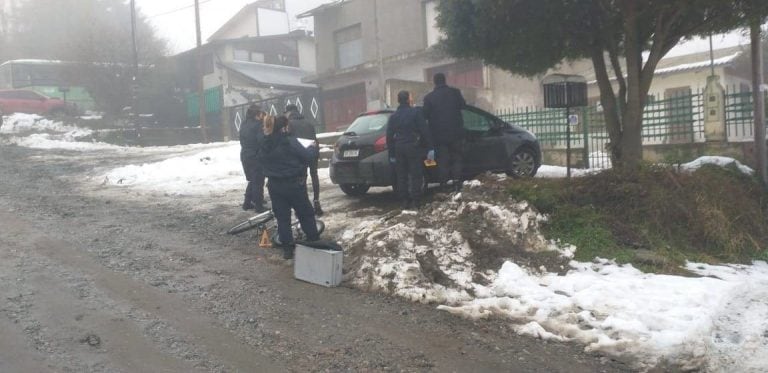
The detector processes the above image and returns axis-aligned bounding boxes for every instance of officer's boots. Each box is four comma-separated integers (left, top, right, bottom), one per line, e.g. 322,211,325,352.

282,244,296,260
314,200,324,216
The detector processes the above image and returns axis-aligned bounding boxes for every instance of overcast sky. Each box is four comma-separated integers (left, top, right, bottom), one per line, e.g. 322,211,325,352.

135,0,752,57
135,0,329,54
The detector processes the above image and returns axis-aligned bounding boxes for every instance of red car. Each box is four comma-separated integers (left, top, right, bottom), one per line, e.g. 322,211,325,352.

0,89,69,117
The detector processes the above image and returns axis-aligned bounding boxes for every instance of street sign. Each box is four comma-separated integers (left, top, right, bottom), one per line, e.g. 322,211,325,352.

569,114,579,126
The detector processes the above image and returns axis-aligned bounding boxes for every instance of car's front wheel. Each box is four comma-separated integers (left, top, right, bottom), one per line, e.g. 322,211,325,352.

339,183,370,196
506,147,538,178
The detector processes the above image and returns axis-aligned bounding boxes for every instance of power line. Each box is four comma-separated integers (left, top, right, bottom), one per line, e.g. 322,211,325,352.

148,0,213,18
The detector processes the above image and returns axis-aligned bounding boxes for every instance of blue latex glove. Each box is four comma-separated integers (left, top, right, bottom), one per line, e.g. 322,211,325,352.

426,150,435,161
389,157,396,164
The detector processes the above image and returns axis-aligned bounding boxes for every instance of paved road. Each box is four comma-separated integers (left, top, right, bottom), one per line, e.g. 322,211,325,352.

0,144,630,372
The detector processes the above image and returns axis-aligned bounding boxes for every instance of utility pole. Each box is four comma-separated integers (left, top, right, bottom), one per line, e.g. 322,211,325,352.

373,0,386,108
129,0,141,143
195,0,210,143
751,17,767,186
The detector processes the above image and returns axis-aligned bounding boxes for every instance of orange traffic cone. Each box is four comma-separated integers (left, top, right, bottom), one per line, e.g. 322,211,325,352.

259,229,272,248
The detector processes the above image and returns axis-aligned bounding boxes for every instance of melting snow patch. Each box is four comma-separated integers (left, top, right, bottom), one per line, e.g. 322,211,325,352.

680,156,754,175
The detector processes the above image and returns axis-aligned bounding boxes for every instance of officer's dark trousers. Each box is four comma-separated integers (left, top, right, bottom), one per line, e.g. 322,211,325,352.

308,158,320,201
436,139,464,185
267,177,319,245
241,156,265,206
395,144,425,203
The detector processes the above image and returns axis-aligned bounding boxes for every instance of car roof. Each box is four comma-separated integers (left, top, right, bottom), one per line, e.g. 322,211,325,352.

356,104,491,118
0,89,52,98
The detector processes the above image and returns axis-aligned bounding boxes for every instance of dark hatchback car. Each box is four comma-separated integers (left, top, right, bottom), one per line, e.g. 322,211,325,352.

329,105,541,196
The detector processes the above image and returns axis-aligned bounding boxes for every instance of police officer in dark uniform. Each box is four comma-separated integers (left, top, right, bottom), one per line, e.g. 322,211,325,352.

284,104,323,216
239,104,267,212
423,73,467,192
259,115,320,259
386,91,434,209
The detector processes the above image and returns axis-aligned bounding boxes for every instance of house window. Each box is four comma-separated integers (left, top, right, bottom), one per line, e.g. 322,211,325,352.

234,49,250,61
335,24,363,69
425,61,484,89
233,49,266,63
424,0,442,47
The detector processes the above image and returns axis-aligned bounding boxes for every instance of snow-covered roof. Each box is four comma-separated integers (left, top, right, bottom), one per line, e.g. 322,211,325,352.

653,52,741,75
223,61,316,89
584,46,745,85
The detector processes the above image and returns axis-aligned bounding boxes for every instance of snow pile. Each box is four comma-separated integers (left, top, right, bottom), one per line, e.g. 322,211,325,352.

536,165,601,178
435,260,768,371
341,198,557,305
0,113,109,149
0,113,84,135
680,156,754,175
102,145,244,195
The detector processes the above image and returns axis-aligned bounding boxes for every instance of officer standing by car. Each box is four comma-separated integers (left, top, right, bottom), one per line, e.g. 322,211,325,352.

386,90,434,210
239,104,267,212
423,73,467,192
260,115,320,259
284,104,323,216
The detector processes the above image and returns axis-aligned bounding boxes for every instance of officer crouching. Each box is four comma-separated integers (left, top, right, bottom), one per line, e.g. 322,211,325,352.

386,90,435,210
259,115,320,259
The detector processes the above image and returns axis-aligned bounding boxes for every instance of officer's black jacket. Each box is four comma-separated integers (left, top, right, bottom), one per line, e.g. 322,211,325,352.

423,84,466,145
385,104,433,159
287,112,317,141
239,118,264,159
259,134,316,179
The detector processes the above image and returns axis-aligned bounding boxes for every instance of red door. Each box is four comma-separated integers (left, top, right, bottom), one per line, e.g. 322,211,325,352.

322,83,366,132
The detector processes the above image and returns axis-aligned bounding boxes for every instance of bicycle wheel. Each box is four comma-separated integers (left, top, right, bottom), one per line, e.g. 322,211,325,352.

227,211,274,235
271,219,327,245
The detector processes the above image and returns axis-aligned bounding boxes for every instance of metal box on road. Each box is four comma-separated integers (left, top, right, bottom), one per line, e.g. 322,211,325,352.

294,244,343,287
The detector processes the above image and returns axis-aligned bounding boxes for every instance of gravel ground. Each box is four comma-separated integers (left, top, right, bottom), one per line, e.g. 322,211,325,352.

0,143,632,372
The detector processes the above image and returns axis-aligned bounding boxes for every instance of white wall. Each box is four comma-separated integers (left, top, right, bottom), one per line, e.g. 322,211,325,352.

214,11,260,40
297,38,317,73
257,8,290,36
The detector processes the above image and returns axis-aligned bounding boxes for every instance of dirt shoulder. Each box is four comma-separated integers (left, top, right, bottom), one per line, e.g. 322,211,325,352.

0,144,630,372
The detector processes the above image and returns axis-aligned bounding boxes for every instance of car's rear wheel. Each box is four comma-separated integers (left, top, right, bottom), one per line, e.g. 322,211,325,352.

339,183,370,196
506,147,538,178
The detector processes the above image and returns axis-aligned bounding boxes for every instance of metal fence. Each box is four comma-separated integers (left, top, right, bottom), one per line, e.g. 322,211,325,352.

493,89,765,168
724,87,768,142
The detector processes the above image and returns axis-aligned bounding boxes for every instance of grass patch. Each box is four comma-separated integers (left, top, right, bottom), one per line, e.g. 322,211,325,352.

509,164,768,273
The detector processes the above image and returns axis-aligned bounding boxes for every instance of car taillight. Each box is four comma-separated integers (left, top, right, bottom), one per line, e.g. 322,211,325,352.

374,135,387,153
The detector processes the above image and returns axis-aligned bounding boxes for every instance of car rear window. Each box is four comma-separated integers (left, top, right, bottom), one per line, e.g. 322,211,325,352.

345,113,390,135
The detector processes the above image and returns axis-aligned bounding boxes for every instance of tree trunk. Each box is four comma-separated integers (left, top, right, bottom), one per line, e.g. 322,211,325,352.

620,0,644,168
591,48,624,165
751,17,768,186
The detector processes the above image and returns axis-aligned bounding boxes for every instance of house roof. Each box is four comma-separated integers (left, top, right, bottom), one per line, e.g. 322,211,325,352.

582,45,746,84
223,61,316,89
296,0,348,19
174,31,312,57
209,3,260,42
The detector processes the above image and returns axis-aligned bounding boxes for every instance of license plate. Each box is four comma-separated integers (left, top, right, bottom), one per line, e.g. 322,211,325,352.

343,149,359,158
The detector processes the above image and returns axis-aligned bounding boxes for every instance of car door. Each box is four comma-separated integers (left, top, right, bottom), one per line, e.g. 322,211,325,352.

461,108,505,175
19,91,46,114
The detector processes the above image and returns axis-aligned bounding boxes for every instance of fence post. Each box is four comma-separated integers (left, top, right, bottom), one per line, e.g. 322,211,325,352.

581,107,590,169
703,75,726,142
